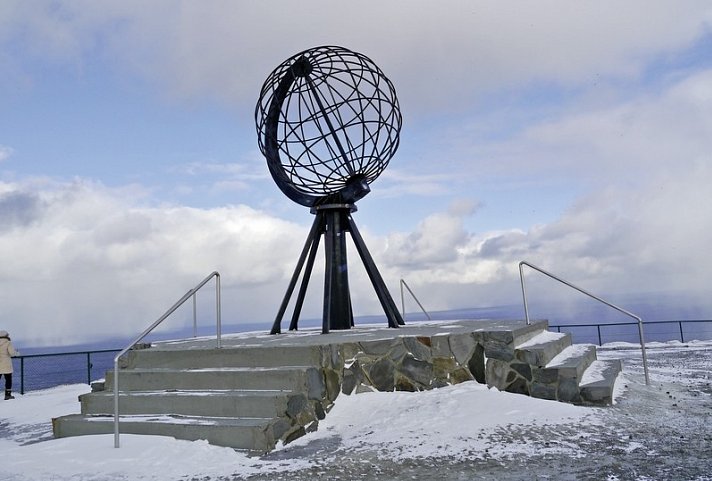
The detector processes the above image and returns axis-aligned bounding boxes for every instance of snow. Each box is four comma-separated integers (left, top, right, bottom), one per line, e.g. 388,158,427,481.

515,330,566,348
546,343,594,367
2,339,712,480
0,379,595,480
579,360,609,384
282,381,596,461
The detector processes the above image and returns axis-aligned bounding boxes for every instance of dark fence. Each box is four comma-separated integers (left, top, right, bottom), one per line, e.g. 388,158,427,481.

10,319,712,394
13,349,120,395
549,319,712,346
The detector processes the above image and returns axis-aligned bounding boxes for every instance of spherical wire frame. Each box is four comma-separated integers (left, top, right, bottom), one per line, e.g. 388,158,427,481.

255,46,402,204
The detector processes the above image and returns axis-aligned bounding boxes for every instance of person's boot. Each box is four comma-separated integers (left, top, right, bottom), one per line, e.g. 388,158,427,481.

4,390,14,400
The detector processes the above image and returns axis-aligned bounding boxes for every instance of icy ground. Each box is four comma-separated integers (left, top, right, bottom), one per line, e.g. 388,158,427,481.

1,340,711,481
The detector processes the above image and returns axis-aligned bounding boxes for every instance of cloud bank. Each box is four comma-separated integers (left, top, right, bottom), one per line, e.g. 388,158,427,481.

2,153,711,346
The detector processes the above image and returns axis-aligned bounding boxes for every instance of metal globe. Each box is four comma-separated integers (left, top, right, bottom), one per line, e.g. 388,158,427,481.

255,45,402,207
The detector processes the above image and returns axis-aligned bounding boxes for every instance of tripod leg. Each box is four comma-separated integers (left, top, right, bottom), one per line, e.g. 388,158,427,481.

347,215,405,328
289,215,324,330
270,215,322,334
323,209,353,333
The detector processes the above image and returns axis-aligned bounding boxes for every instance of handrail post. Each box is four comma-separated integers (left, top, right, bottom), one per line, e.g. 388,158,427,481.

192,290,197,338
86,352,92,386
20,357,25,395
636,317,650,385
519,262,531,325
679,321,684,343
400,280,406,322
399,279,432,321
216,272,222,349
113,356,120,448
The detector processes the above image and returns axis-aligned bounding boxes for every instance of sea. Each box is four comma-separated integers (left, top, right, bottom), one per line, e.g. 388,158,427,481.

11,297,712,393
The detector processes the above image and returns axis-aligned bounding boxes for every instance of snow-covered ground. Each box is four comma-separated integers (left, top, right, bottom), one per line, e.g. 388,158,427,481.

1,340,711,481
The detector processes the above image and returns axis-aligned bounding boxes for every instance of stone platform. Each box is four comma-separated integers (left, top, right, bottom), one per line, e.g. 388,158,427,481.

52,319,621,452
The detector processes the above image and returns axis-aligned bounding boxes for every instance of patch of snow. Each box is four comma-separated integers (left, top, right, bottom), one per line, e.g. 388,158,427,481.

516,330,566,349
546,344,594,367
580,360,608,385
283,381,596,461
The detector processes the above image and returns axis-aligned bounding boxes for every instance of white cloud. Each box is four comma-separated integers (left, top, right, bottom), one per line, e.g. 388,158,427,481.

2,155,711,346
4,1,711,111
0,178,309,346
371,160,712,313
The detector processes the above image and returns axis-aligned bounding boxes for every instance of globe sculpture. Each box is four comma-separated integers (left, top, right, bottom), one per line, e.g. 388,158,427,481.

255,45,405,334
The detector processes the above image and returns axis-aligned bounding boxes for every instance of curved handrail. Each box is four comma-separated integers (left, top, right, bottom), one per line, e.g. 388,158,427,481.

519,261,649,385
399,279,431,322
113,271,221,448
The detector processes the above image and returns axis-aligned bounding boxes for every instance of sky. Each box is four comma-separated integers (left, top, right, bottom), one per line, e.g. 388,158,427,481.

1,1,712,346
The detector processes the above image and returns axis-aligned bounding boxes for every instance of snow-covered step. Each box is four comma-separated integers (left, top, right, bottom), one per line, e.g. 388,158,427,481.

80,389,310,419
104,366,324,394
542,344,597,380
122,344,326,369
482,320,550,347
514,331,572,367
52,413,282,452
527,344,598,403
579,359,622,405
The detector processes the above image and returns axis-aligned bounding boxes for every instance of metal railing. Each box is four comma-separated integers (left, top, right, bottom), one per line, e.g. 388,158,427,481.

519,261,650,385
16,349,120,394
114,271,221,448
550,319,712,346
399,278,431,322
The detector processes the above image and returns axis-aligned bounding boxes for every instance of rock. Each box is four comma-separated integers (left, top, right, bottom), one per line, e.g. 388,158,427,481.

403,337,432,362
557,378,581,404
511,363,533,382
468,344,486,384
398,354,433,387
366,357,395,391
449,334,477,365
507,377,529,395
431,334,452,358
530,382,557,400
306,367,326,400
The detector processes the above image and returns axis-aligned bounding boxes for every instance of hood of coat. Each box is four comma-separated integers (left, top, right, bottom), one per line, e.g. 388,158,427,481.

0,330,8,339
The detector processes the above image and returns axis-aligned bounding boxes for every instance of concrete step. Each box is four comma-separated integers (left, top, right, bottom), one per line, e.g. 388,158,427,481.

528,344,598,404
514,331,572,367
542,344,598,381
104,366,324,396
80,389,307,419
123,344,326,369
481,320,549,347
52,413,280,452
579,359,622,405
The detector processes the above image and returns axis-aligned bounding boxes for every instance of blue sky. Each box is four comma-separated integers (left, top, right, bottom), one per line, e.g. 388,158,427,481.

2,1,712,345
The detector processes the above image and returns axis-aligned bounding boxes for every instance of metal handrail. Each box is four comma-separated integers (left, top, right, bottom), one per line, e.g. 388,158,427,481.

399,279,431,322
113,271,221,448
519,261,649,385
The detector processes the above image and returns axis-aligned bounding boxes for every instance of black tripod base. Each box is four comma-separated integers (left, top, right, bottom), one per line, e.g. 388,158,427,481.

270,205,404,334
